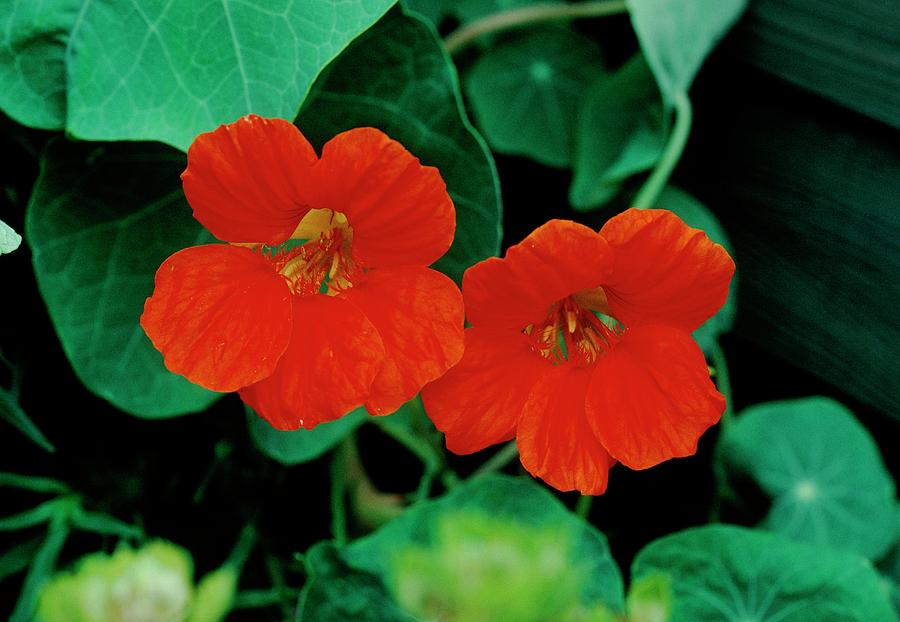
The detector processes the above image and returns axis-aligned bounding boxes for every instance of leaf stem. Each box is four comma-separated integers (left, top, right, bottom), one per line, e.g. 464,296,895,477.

373,415,459,498
444,0,629,55
575,494,594,519
472,441,519,477
633,90,693,208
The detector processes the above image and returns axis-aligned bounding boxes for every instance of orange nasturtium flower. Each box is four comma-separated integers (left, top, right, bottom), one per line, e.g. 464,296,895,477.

141,115,464,430
422,210,735,495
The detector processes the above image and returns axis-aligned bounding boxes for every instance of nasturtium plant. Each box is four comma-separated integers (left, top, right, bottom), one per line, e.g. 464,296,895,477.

464,26,607,168
0,0,395,149
717,397,897,560
26,139,218,418
299,475,626,620
630,525,898,622
299,7,502,284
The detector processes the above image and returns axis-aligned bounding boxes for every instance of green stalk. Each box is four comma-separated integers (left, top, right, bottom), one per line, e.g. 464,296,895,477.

444,0,629,55
633,91,693,208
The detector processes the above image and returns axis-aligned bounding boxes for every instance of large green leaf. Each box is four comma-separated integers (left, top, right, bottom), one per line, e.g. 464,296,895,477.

734,0,900,130
27,139,218,417
464,26,606,168
0,0,395,150
717,397,896,560
569,53,666,210
656,186,737,354
299,8,502,283
299,475,625,621
627,0,748,102
248,407,366,466
630,525,898,622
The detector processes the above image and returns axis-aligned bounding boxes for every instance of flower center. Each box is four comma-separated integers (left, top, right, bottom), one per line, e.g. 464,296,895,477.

274,208,358,296
525,290,622,366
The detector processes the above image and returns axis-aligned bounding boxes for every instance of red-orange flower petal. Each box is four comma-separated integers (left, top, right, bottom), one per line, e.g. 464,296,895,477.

309,128,455,268
239,296,386,430
599,208,735,332
140,244,292,392
421,328,548,454
585,323,724,469
182,115,317,245
517,366,616,495
463,220,613,330
341,266,465,416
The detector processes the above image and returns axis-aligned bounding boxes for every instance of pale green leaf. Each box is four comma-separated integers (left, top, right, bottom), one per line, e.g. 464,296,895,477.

0,0,395,149
627,0,749,103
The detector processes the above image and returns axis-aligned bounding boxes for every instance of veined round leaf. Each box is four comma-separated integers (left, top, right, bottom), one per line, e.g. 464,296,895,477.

631,525,898,622
247,407,365,466
717,397,896,559
464,27,606,168
299,8,502,284
27,139,219,418
299,475,625,621
0,0,394,150
569,53,666,210
657,186,737,354
626,0,749,104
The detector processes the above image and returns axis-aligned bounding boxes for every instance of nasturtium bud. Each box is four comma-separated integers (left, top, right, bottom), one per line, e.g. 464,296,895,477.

36,540,236,622
627,573,673,622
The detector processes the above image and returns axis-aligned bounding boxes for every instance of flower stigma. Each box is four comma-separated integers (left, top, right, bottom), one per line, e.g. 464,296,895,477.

525,289,622,366
267,208,358,296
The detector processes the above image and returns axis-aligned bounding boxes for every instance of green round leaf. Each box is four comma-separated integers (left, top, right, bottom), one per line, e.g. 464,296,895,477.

247,408,366,466
299,8,502,283
0,0,394,150
717,397,896,559
656,186,737,354
27,139,219,418
626,0,749,104
464,27,606,168
631,525,898,622
570,53,667,210
299,475,625,621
